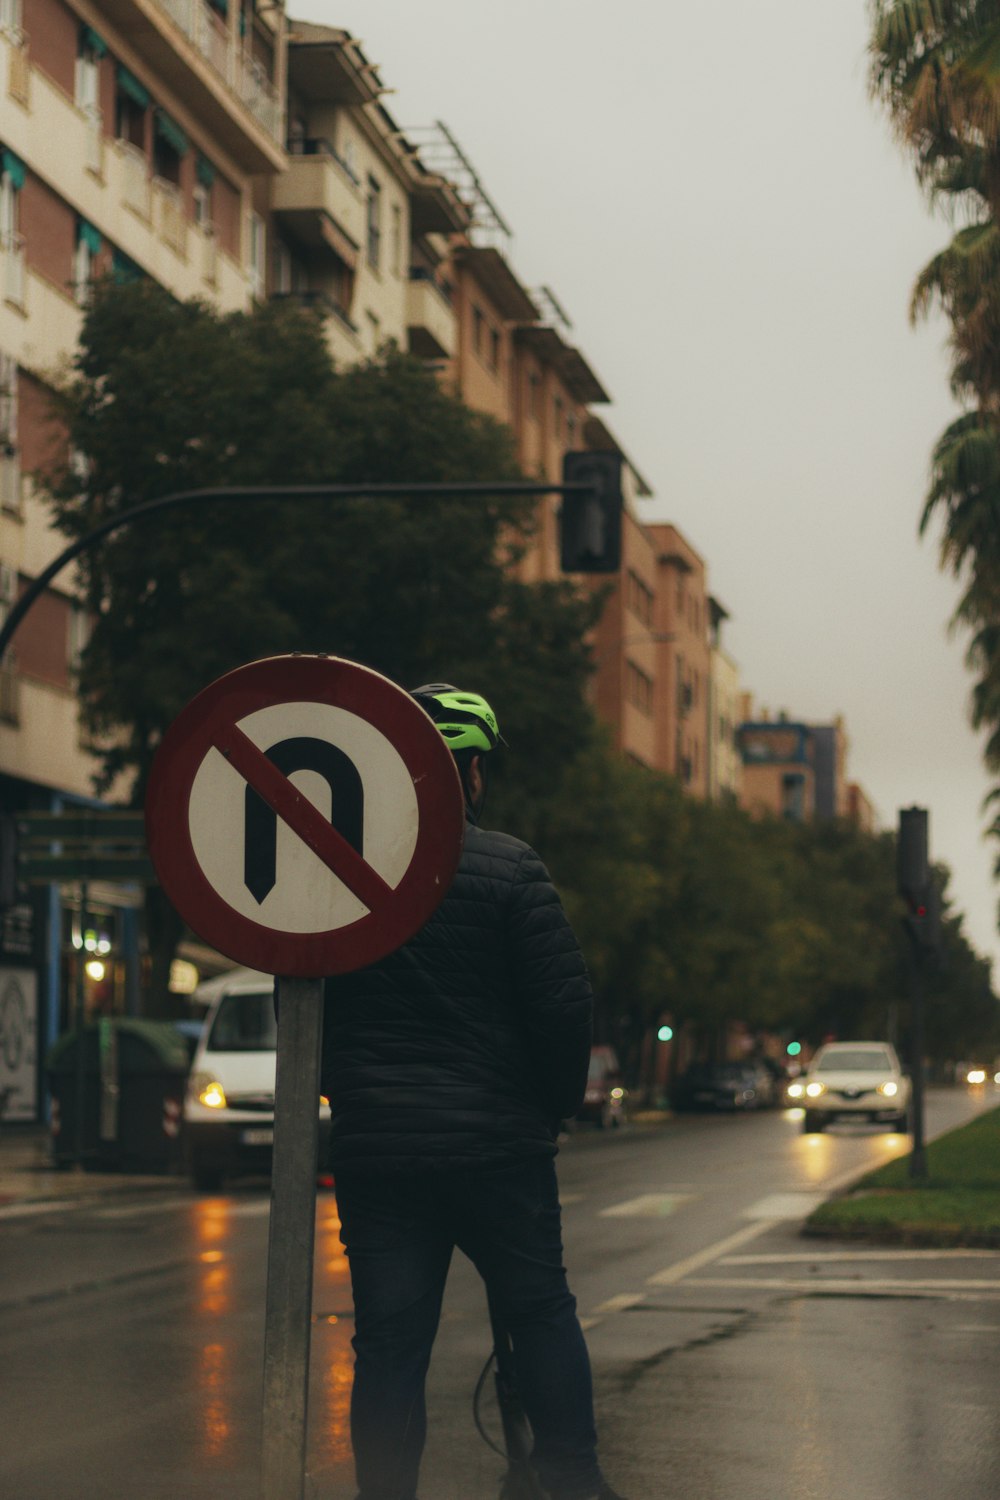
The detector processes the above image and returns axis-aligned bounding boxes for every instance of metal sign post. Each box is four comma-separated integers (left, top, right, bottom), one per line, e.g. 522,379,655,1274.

260,976,324,1500
144,655,465,1500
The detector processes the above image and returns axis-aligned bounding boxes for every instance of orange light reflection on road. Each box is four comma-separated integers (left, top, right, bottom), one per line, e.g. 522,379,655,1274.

314,1194,355,1469
198,1342,231,1458
796,1130,835,1183
191,1199,234,1460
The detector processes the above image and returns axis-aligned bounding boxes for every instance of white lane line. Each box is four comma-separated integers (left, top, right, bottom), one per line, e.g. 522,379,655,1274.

560,1193,586,1206
0,1199,78,1221
722,1250,1000,1264
591,1292,647,1315
647,1219,773,1286
743,1192,827,1219
681,1276,1000,1296
600,1193,692,1218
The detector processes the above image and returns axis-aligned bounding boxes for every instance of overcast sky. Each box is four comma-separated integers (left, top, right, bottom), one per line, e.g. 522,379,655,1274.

294,1,1000,978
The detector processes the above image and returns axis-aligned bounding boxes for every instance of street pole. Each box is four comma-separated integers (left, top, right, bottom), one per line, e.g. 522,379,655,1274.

73,879,88,1168
259,975,324,1500
907,941,928,1180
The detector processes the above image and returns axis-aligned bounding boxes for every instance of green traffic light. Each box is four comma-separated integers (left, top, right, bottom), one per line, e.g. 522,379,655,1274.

657,1025,674,1042
786,1041,802,1057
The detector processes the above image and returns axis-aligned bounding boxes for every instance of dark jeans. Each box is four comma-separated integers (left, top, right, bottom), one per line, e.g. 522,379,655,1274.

335,1155,603,1500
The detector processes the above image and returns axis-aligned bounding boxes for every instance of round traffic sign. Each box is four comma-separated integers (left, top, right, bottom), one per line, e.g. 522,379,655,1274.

145,656,465,975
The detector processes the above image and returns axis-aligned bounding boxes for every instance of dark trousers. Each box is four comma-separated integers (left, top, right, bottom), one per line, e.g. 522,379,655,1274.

334,1155,603,1500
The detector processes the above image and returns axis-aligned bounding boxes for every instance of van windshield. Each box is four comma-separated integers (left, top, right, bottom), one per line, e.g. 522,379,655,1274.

207,993,277,1052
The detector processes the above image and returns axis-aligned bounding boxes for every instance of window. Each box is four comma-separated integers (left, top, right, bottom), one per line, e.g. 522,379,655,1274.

0,161,23,308
75,30,103,114
626,569,653,626
626,660,653,717
390,203,402,277
553,394,563,437
489,327,501,372
527,371,540,420
0,352,19,515
566,411,577,448
472,304,484,355
248,211,266,299
367,310,381,354
366,175,381,268
0,0,22,38
115,67,149,147
74,220,102,306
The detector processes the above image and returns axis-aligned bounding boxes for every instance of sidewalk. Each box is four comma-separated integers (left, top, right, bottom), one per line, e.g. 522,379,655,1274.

0,1124,183,1213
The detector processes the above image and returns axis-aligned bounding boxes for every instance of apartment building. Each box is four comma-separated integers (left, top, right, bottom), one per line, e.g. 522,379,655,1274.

738,705,874,829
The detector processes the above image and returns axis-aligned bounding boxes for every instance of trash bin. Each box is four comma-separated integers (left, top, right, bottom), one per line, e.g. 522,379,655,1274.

46,1024,104,1168
114,1020,190,1173
46,1019,190,1172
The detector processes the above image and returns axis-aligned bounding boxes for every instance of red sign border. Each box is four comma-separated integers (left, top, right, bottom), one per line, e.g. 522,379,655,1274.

145,656,465,976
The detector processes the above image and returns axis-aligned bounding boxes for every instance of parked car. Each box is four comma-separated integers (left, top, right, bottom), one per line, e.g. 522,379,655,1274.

794,1040,910,1134
183,967,330,1190
672,1061,773,1112
576,1045,629,1129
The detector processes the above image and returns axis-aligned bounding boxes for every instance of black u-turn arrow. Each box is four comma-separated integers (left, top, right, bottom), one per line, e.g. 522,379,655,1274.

244,736,365,903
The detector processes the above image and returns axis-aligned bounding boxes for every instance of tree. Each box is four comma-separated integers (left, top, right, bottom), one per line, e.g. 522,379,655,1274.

43,280,599,1009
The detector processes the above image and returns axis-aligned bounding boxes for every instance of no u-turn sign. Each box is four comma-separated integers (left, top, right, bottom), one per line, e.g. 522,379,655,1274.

145,655,465,976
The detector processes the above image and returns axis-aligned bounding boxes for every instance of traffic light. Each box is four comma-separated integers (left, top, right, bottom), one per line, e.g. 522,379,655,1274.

897,806,941,954
657,1024,674,1042
560,451,623,574
786,1041,802,1058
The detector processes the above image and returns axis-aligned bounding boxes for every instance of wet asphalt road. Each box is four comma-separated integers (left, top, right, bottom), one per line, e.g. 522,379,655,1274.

1,1088,998,1500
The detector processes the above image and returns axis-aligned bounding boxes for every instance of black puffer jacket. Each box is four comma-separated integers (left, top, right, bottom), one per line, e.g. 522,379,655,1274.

321,821,593,1173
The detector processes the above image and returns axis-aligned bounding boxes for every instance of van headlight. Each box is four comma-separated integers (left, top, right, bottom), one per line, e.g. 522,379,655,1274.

190,1073,227,1109
877,1081,898,1098
787,1082,805,1098
805,1081,826,1098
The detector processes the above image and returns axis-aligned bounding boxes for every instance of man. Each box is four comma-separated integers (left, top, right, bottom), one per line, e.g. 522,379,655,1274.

322,683,626,1500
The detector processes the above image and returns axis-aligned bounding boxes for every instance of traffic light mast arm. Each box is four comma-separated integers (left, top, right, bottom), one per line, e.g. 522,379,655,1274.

0,478,598,665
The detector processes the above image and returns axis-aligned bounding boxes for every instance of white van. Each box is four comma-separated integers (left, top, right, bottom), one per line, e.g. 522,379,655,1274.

184,967,330,1191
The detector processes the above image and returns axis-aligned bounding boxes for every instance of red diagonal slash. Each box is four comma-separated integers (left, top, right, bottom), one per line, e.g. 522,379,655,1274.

214,722,395,912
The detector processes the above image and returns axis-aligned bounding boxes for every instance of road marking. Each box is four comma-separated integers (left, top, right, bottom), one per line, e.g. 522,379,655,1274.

722,1250,1000,1264
743,1192,826,1219
590,1292,647,1315
647,1219,773,1286
600,1193,692,1218
560,1192,586,1206
681,1276,1000,1297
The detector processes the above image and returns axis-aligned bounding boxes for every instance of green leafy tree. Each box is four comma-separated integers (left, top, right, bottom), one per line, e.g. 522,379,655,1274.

43,280,598,1009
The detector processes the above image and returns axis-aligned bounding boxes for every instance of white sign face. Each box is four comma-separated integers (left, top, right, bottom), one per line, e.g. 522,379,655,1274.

0,968,37,1122
187,702,419,934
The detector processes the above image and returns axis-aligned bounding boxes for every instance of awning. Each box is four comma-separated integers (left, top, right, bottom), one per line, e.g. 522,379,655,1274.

155,109,189,158
1,149,25,191
80,25,108,58
196,154,216,189
117,66,150,110
77,219,102,256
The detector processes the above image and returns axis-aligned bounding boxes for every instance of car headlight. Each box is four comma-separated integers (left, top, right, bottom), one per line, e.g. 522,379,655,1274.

967,1069,986,1085
877,1081,898,1098
787,1082,804,1098
805,1081,825,1098
190,1073,227,1109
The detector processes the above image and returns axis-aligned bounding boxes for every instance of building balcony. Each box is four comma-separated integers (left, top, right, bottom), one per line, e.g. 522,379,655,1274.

272,144,364,261
95,0,286,173
406,269,456,359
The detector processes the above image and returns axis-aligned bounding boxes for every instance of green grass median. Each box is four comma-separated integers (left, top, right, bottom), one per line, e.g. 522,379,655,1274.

805,1104,1000,1246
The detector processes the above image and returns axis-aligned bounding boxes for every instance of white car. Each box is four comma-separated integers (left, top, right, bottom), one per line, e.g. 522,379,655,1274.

793,1041,910,1135
183,967,330,1191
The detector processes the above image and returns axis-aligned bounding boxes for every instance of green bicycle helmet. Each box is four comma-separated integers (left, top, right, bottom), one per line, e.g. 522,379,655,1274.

410,683,502,753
